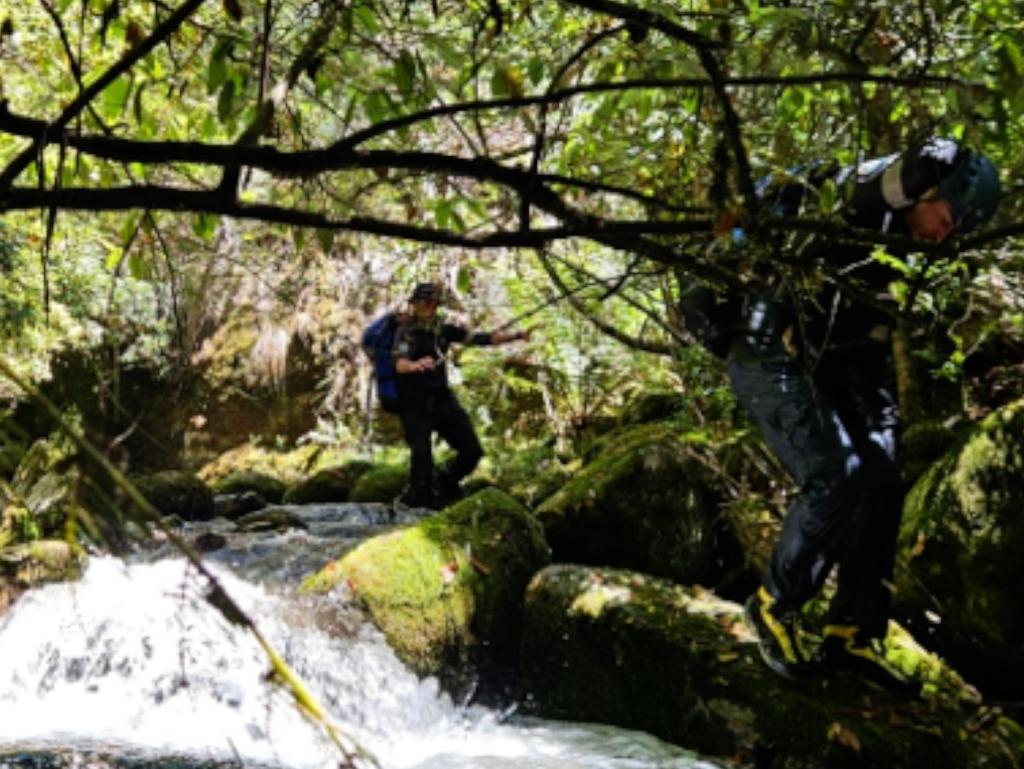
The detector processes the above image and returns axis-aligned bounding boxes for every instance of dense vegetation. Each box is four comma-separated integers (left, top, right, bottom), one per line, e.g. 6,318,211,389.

0,0,1020,538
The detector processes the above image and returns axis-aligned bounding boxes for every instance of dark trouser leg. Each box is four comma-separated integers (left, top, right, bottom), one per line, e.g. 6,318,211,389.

823,375,904,639
727,335,865,614
433,393,483,487
399,404,435,504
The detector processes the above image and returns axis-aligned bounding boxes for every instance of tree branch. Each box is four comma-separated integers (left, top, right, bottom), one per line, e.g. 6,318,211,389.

0,0,210,189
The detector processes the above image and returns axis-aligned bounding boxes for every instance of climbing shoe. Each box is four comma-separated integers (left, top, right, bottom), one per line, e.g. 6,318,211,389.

816,625,917,692
744,585,812,680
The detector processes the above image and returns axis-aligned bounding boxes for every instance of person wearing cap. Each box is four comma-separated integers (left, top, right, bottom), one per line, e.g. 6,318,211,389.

731,138,1001,686
391,282,531,508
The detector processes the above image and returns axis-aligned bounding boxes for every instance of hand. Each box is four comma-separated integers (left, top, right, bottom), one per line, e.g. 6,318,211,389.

415,357,436,372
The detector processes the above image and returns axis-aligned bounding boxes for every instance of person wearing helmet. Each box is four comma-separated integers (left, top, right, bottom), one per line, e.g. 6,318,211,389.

391,281,530,509
732,138,1001,687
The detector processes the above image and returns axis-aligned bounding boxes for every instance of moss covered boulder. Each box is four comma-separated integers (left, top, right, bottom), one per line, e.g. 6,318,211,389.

347,462,408,504
282,461,372,504
210,471,288,504
1,540,86,615
132,471,214,522
898,399,1024,695
301,488,550,682
535,424,724,585
521,564,1023,769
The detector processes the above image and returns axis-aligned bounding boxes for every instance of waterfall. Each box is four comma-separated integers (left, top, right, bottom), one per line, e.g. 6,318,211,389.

0,504,721,769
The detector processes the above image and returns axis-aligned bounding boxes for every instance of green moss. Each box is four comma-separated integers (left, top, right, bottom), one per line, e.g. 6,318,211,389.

535,423,720,584
210,470,288,503
282,461,372,504
521,564,1022,769
301,488,549,678
899,398,1024,691
348,463,408,504
198,443,352,486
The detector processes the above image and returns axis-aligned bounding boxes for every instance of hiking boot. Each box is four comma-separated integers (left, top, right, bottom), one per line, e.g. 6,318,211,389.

744,585,812,680
396,485,436,510
434,473,465,507
816,625,917,692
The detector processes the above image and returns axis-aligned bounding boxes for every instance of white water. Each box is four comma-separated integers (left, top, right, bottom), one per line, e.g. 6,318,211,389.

0,506,723,769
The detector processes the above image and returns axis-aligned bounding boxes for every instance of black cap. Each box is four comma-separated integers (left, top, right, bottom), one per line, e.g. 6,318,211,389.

409,282,442,302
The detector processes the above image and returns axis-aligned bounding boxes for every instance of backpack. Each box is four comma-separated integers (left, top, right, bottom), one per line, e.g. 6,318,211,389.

361,312,403,413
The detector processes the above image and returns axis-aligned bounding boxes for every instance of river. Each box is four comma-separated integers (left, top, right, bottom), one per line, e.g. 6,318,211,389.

0,502,724,769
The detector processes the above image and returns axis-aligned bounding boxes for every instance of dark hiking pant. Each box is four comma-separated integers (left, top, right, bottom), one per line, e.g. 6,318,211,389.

726,308,904,640
398,390,483,505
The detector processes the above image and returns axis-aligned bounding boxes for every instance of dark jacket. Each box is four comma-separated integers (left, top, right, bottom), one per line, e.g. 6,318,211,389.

755,140,967,357
391,317,493,400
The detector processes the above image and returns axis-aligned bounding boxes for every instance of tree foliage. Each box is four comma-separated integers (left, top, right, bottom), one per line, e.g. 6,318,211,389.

0,0,1022,407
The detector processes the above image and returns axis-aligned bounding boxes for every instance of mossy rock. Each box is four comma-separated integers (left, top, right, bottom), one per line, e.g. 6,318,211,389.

1,540,86,616
347,463,409,504
282,461,372,504
521,564,1023,769
234,506,308,533
301,488,550,682
900,420,964,487
535,423,724,585
197,443,348,486
132,471,214,522
210,471,287,504
898,399,1024,695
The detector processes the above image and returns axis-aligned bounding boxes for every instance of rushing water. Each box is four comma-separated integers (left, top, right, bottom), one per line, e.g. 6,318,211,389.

0,502,723,769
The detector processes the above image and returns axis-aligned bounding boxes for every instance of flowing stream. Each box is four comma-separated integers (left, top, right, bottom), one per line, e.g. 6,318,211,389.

0,502,723,769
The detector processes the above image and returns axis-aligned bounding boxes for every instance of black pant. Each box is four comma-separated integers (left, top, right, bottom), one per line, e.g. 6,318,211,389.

727,324,904,640
397,390,483,504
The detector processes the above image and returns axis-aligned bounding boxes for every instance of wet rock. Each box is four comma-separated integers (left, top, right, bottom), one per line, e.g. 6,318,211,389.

1,540,86,616
898,398,1024,697
132,471,214,522
233,506,308,533
301,488,550,685
210,471,287,504
282,460,372,504
192,531,229,552
535,423,727,586
212,491,268,520
521,563,1024,769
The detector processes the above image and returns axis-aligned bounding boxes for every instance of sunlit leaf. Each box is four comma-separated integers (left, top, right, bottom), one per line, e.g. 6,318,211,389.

100,76,131,120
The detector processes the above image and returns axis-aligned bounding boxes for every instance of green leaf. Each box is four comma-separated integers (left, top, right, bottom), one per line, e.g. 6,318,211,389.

434,199,452,229
207,40,231,94
193,213,217,242
527,56,544,86
100,76,131,120
217,80,236,123
127,252,147,280
132,82,147,124
316,228,335,254
105,247,124,271
364,91,390,124
490,66,509,98
395,49,416,97
456,265,472,293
